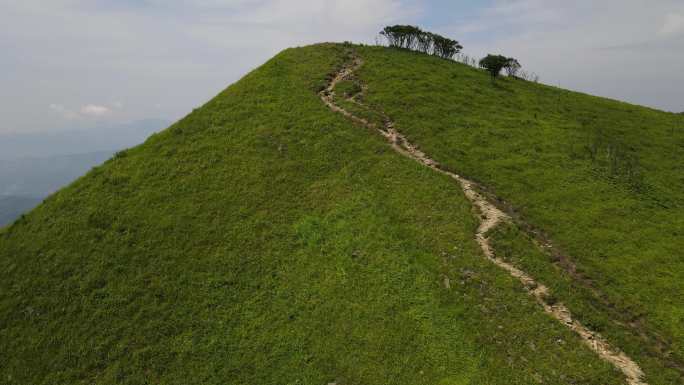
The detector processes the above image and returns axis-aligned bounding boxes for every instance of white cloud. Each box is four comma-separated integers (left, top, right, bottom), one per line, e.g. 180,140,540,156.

451,0,684,112
239,0,408,27
2,0,414,134
49,104,80,120
7,0,684,135
660,13,684,36
80,104,112,117
48,103,114,120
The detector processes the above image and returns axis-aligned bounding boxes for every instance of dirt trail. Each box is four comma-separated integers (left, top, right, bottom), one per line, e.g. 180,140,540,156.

320,55,648,385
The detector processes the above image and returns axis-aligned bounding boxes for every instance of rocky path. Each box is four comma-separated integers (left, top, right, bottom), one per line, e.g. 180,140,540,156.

320,54,648,385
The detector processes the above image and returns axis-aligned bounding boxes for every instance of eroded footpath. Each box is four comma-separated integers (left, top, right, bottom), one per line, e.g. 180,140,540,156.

320,54,647,385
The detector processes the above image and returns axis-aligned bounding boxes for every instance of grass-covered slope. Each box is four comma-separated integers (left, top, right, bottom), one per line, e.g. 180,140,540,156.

0,44,626,384
356,45,684,384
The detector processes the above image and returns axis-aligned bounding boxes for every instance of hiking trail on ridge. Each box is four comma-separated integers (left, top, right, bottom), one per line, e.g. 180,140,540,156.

319,53,648,385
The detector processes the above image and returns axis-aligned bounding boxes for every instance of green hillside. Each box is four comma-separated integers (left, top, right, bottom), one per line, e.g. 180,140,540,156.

0,43,681,384
353,45,684,384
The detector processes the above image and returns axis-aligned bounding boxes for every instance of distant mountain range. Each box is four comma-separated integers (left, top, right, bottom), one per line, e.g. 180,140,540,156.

0,119,168,226
0,196,42,226
0,118,168,160
0,151,114,197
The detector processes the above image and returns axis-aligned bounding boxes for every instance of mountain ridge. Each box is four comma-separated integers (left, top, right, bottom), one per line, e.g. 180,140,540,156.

1,43,682,384
321,50,648,385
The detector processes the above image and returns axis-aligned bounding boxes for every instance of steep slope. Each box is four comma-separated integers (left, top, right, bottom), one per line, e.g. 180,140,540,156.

321,53,649,385
353,45,684,384
0,43,674,385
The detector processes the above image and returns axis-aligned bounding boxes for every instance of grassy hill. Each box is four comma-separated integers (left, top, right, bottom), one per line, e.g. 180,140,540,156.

354,45,684,384
0,43,681,384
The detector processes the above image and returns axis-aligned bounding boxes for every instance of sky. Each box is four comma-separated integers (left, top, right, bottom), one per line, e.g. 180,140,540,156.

1,0,683,134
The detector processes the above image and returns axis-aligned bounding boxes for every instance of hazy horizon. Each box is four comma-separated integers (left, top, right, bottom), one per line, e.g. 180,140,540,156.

2,0,683,136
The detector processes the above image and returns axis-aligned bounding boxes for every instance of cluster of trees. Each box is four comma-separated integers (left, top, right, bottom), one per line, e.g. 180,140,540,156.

477,54,539,82
378,25,539,83
479,55,519,79
380,25,463,59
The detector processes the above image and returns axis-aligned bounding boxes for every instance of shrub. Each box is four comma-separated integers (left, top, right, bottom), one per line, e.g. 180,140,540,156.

518,71,540,83
504,58,521,77
479,54,510,79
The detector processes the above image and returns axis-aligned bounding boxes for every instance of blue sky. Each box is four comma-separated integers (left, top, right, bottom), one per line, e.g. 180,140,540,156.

1,0,683,135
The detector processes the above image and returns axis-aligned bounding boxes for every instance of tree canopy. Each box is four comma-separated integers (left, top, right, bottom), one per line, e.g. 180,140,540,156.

379,26,534,83
380,25,462,60
479,54,515,79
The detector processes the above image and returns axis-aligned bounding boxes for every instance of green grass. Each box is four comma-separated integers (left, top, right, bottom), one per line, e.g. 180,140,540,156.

335,79,362,98
0,44,627,384
356,45,684,384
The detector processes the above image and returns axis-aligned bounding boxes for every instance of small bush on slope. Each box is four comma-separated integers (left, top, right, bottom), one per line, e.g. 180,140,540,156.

479,54,510,79
0,44,622,384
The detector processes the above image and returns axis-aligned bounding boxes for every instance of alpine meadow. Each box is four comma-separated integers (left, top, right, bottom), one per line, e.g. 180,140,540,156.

1,22,683,385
